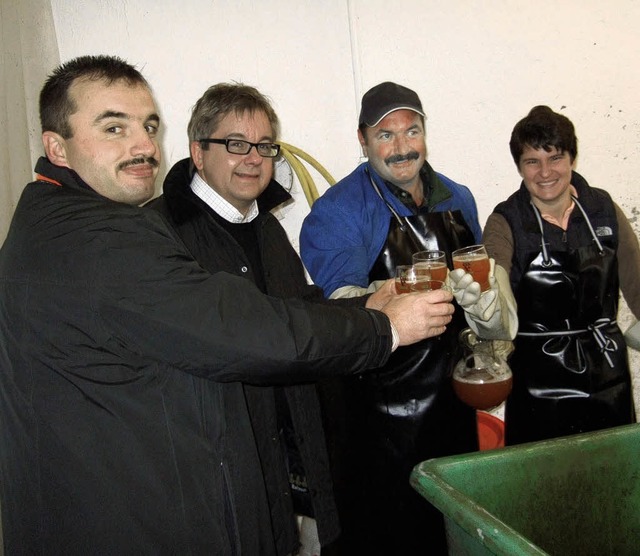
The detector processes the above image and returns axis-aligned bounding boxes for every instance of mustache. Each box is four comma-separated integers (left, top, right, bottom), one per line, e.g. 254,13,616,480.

385,151,420,165
118,157,160,171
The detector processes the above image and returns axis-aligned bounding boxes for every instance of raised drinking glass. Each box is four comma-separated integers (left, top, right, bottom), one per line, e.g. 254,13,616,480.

395,265,417,294
412,250,448,283
451,244,491,292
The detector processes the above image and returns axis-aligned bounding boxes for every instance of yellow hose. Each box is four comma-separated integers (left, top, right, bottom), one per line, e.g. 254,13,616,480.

279,142,336,207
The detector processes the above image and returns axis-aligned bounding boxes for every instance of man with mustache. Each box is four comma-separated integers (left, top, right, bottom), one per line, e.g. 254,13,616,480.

0,62,456,555
300,82,516,555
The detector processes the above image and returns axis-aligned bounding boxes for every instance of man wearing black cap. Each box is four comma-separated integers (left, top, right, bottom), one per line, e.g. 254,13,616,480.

300,82,516,555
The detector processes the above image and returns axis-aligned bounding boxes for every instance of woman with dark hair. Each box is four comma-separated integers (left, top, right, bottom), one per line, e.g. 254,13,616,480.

484,105,640,445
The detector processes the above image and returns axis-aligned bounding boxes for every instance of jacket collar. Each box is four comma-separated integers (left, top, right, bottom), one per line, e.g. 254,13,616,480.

34,157,96,193
161,158,293,224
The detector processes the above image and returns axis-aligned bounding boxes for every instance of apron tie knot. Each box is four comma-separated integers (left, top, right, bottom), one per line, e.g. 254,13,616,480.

587,318,618,368
518,318,619,371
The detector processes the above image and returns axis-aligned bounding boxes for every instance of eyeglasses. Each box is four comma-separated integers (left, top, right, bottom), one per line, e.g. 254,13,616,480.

198,138,281,158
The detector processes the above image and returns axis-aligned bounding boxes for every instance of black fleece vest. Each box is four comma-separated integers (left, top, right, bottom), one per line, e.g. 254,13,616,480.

493,171,618,295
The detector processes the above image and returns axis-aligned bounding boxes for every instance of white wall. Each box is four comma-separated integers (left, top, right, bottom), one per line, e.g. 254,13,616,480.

45,0,640,405
48,0,640,235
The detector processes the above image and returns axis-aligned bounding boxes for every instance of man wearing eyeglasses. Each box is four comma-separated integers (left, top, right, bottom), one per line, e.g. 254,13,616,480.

148,83,400,555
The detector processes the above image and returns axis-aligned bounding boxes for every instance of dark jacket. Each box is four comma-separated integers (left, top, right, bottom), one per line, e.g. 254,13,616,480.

0,157,392,556
147,158,348,552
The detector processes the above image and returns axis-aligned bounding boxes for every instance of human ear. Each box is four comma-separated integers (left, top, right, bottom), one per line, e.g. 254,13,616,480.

357,129,368,157
42,132,70,168
190,141,204,171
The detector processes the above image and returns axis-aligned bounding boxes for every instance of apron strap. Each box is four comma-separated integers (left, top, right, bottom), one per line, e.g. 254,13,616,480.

529,195,604,265
365,167,407,232
572,195,605,254
529,200,552,266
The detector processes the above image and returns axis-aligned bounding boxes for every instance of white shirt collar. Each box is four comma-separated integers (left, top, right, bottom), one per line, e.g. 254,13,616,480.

190,171,259,224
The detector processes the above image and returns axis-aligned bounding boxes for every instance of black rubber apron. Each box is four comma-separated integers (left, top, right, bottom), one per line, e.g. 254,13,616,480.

340,173,478,555
505,197,635,445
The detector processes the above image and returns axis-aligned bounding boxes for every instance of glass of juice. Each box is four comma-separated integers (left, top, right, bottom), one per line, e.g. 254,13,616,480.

412,250,448,283
395,265,416,294
451,244,491,292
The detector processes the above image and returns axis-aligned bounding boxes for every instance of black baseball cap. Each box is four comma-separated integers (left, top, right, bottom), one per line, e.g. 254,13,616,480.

358,82,425,127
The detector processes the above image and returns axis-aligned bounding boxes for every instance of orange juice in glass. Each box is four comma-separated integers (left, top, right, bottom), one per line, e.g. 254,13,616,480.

452,244,491,292
412,250,448,284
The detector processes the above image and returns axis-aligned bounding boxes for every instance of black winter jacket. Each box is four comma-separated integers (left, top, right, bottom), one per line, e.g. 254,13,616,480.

148,158,351,553
0,157,392,555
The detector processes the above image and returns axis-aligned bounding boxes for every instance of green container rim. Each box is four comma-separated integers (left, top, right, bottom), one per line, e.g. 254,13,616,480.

411,423,640,556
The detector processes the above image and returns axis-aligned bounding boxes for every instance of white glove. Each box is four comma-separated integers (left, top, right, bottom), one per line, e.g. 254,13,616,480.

449,258,518,340
449,259,498,321
624,321,640,351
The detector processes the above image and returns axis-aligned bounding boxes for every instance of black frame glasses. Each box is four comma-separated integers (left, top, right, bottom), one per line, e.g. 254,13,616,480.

198,138,281,158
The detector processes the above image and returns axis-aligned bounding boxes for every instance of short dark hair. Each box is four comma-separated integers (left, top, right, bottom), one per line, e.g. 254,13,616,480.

187,82,280,147
39,55,149,139
509,105,578,166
